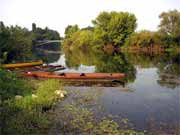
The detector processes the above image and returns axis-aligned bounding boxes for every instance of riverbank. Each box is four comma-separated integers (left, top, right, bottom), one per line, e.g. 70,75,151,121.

121,45,164,53
0,69,67,134
102,44,180,54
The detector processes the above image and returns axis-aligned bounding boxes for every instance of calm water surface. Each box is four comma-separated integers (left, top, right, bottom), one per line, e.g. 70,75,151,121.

43,48,180,132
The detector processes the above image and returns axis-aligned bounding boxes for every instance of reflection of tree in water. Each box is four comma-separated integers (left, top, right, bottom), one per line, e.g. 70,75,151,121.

157,53,180,88
36,53,60,64
64,47,136,82
123,52,180,88
95,52,136,82
123,52,163,68
34,42,61,64
157,53,180,75
64,47,100,69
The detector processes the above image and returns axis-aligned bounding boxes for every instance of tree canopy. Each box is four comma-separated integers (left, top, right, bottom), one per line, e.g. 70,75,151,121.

64,25,79,38
32,23,60,41
159,10,180,40
0,23,33,63
93,11,137,46
125,30,156,47
63,11,137,49
158,10,180,46
63,30,94,50
0,22,61,63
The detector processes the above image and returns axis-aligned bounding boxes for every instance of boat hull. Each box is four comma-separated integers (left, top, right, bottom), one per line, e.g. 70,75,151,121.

2,61,43,69
24,71,125,80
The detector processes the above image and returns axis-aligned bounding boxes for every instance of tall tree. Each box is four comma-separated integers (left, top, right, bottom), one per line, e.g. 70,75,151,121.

0,22,10,63
159,10,180,44
92,11,137,46
32,23,36,32
64,25,79,38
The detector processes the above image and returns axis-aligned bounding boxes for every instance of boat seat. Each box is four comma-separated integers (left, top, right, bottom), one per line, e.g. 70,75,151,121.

80,73,85,76
59,72,65,76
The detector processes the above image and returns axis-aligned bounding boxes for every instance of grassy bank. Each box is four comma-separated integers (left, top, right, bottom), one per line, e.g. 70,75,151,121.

0,69,66,134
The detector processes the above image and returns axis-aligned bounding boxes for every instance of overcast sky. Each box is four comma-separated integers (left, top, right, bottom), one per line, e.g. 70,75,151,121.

0,0,179,36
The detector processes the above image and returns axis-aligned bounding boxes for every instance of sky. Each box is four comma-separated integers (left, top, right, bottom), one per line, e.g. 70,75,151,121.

0,0,179,36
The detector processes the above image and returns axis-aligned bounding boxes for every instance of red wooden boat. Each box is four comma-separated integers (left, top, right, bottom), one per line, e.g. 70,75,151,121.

24,71,125,80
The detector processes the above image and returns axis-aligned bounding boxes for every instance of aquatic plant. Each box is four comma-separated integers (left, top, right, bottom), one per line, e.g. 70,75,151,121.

51,89,144,135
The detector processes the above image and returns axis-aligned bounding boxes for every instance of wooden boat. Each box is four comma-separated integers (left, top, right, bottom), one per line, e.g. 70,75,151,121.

2,60,43,69
24,71,125,80
42,65,64,68
45,67,66,72
34,65,66,71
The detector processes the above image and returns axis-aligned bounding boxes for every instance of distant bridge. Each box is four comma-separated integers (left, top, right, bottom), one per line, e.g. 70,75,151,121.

37,48,61,54
35,40,62,46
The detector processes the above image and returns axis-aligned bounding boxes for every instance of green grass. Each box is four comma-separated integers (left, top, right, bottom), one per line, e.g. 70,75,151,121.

0,68,32,101
0,69,66,135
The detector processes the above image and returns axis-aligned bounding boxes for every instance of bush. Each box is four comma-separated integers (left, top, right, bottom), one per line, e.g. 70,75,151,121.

1,70,66,135
0,68,32,101
63,30,94,50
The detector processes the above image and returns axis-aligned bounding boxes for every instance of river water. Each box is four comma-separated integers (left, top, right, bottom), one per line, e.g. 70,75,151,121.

40,48,180,133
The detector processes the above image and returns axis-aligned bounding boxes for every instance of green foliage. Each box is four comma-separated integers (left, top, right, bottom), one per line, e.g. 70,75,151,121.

32,23,36,32
0,22,61,64
125,29,180,48
125,30,155,47
81,26,94,31
126,30,167,47
63,11,137,50
60,104,95,134
9,26,33,61
54,89,144,135
94,119,119,134
94,119,145,135
0,68,32,101
63,30,94,50
2,107,50,135
93,11,137,46
0,23,33,63
32,24,60,41
35,79,63,106
124,10,180,48
64,24,79,38
158,10,180,47
0,22,10,63
159,10,180,42
1,70,66,134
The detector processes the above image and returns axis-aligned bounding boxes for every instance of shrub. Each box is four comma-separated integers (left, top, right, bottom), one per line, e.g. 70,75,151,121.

1,71,66,135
